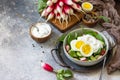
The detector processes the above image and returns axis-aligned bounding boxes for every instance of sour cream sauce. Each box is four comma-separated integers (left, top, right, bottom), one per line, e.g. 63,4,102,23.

31,23,51,38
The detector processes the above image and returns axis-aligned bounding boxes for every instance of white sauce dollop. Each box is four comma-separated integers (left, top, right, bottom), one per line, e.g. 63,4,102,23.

31,23,51,38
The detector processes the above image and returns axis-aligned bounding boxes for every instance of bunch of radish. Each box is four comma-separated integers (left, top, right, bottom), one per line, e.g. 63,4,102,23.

41,0,82,26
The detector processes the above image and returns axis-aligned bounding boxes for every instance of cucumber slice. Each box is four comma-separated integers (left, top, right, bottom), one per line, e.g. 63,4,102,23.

90,56,96,61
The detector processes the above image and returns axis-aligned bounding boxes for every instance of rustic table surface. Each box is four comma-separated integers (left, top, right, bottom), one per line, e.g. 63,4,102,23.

0,0,119,80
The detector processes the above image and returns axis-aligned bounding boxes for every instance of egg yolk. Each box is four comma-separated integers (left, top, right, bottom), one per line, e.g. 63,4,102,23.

75,41,85,49
83,3,91,9
81,44,92,55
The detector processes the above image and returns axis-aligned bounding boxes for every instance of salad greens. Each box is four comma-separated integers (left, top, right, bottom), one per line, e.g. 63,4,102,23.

65,29,106,61
83,29,104,42
67,32,79,45
57,69,73,80
58,34,66,42
38,0,47,12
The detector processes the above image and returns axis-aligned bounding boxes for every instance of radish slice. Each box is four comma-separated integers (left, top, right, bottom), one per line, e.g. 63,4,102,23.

80,57,87,61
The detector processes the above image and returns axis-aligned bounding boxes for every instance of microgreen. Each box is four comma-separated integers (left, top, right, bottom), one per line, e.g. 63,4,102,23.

57,69,73,80
58,34,66,42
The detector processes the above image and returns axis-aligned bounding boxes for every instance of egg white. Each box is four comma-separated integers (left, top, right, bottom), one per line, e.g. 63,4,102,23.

92,40,104,52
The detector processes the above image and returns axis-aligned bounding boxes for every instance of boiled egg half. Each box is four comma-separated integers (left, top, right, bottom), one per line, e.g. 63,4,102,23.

70,34,104,57
80,43,93,57
70,40,85,51
82,2,93,12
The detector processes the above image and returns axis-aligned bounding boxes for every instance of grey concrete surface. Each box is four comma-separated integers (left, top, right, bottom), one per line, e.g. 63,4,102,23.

0,0,119,80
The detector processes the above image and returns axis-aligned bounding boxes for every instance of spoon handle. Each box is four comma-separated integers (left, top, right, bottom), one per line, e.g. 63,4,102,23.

99,57,107,80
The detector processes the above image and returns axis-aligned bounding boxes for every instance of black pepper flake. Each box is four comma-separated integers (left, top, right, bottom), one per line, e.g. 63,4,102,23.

42,51,45,53
41,46,43,48
32,44,35,47
40,60,43,62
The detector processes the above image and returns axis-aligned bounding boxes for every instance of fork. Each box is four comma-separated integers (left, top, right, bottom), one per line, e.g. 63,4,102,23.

99,56,107,80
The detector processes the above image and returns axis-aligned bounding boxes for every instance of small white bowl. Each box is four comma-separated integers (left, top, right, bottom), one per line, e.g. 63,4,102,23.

63,28,109,66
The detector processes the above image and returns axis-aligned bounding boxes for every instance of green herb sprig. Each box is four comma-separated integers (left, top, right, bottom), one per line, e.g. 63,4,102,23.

98,16,110,23
57,69,73,80
38,0,47,12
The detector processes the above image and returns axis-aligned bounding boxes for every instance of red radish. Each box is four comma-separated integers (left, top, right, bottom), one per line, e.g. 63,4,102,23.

47,0,53,6
65,45,70,52
52,0,58,3
56,5,62,14
41,9,49,17
41,62,54,72
61,10,66,21
64,14,69,27
54,9,58,15
63,5,71,14
46,12,54,21
71,3,82,12
56,13,62,24
46,5,54,13
69,8,80,20
100,49,106,55
62,0,74,5
40,0,82,25
59,1,64,7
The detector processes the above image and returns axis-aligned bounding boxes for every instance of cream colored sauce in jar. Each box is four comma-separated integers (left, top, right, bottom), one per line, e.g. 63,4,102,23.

31,23,51,38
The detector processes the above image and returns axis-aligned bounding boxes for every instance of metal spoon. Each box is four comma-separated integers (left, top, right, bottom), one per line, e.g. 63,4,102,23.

99,56,107,80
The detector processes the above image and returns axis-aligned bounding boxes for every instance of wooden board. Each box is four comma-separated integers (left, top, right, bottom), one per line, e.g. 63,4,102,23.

49,12,83,33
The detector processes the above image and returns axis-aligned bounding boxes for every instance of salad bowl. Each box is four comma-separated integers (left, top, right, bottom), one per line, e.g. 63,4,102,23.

63,28,109,66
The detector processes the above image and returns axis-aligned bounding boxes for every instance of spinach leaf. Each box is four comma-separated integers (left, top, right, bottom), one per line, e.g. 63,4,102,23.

69,50,78,58
94,48,102,55
58,34,66,42
67,32,78,45
95,34,104,42
63,69,73,78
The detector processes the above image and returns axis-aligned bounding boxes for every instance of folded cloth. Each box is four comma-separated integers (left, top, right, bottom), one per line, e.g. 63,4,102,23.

102,23,120,74
83,0,120,74
107,45,120,74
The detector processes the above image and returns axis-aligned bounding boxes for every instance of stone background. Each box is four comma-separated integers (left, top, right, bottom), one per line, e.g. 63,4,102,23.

0,0,119,80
